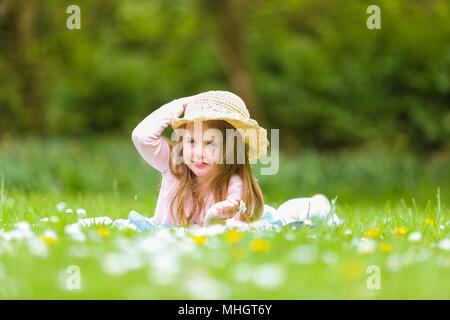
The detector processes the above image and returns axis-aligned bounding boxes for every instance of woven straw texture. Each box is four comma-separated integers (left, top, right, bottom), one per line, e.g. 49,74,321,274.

171,90,269,160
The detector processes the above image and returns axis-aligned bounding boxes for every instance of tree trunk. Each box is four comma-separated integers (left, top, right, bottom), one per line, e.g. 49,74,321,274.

12,0,44,135
215,0,264,124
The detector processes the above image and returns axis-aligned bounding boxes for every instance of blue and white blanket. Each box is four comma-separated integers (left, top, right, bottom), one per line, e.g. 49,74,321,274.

77,198,340,233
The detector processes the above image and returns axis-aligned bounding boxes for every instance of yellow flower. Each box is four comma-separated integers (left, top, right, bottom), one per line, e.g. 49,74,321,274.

425,218,435,226
250,239,271,252
40,235,56,245
98,228,109,238
192,235,207,246
432,232,442,238
225,230,243,243
40,230,58,245
393,227,408,235
339,260,365,281
379,243,392,253
364,228,380,238
231,246,247,260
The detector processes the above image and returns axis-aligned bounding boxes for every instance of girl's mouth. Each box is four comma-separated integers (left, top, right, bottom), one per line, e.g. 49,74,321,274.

193,161,208,168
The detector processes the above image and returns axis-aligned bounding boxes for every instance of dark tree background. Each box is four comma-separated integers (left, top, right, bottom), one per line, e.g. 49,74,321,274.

1,0,449,155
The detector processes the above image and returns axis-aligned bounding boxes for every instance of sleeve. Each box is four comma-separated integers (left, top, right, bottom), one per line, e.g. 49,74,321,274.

226,174,249,223
131,97,189,174
227,174,244,201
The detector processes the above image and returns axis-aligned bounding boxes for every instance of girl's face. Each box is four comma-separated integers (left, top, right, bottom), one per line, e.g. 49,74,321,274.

182,122,223,181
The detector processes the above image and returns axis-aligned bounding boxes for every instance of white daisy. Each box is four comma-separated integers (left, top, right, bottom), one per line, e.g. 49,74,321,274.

184,273,231,299
252,263,285,290
56,202,67,212
321,250,339,265
68,244,89,258
5,197,14,208
229,262,253,282
76,208,87,218
43,229,58,241
175,238,197,256
14,221,31,231
9,222,33,240
436,254,450,268
290,245,318,264
101,252,144,276
414,248,431,263
136,236,168,255
385,254,402,272
408,232,422,242
190,224,227,237
147,251,180,286
64,223,86,242
357,239,376,254
283,232,296,241
50,216,60,223
438,238,450,251
27,238,48,258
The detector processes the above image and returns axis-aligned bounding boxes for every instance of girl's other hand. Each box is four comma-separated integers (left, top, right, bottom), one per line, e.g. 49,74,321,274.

204,199,241,226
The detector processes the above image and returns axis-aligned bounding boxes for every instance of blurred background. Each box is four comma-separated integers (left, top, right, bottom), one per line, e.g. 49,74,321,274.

0,0,449,208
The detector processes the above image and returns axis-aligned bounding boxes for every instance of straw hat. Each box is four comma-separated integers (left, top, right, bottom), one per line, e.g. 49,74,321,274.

171,90,269,160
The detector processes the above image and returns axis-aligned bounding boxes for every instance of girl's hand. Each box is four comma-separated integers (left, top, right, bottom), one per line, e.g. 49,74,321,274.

170,98,190,126
178,98,189,115
204,199,242,226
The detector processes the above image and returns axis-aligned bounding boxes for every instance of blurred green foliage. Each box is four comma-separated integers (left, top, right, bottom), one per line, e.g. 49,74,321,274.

0,0,449,152
1,136,448,207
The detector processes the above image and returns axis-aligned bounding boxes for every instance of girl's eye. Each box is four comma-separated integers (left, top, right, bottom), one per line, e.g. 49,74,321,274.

188,140,215,146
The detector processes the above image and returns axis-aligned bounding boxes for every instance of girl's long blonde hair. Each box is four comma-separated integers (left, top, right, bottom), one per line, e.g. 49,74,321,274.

161,119,264,227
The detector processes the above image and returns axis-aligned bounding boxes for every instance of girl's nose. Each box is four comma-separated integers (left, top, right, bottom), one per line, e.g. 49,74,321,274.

194,144,204,161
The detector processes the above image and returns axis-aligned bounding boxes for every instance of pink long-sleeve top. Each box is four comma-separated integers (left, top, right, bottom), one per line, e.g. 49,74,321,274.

131,99,244,225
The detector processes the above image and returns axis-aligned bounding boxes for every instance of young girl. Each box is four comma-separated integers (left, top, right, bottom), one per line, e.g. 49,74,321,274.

131,90,339,230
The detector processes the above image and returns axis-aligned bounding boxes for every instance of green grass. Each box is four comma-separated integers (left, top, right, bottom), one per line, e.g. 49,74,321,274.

0,136,449,299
